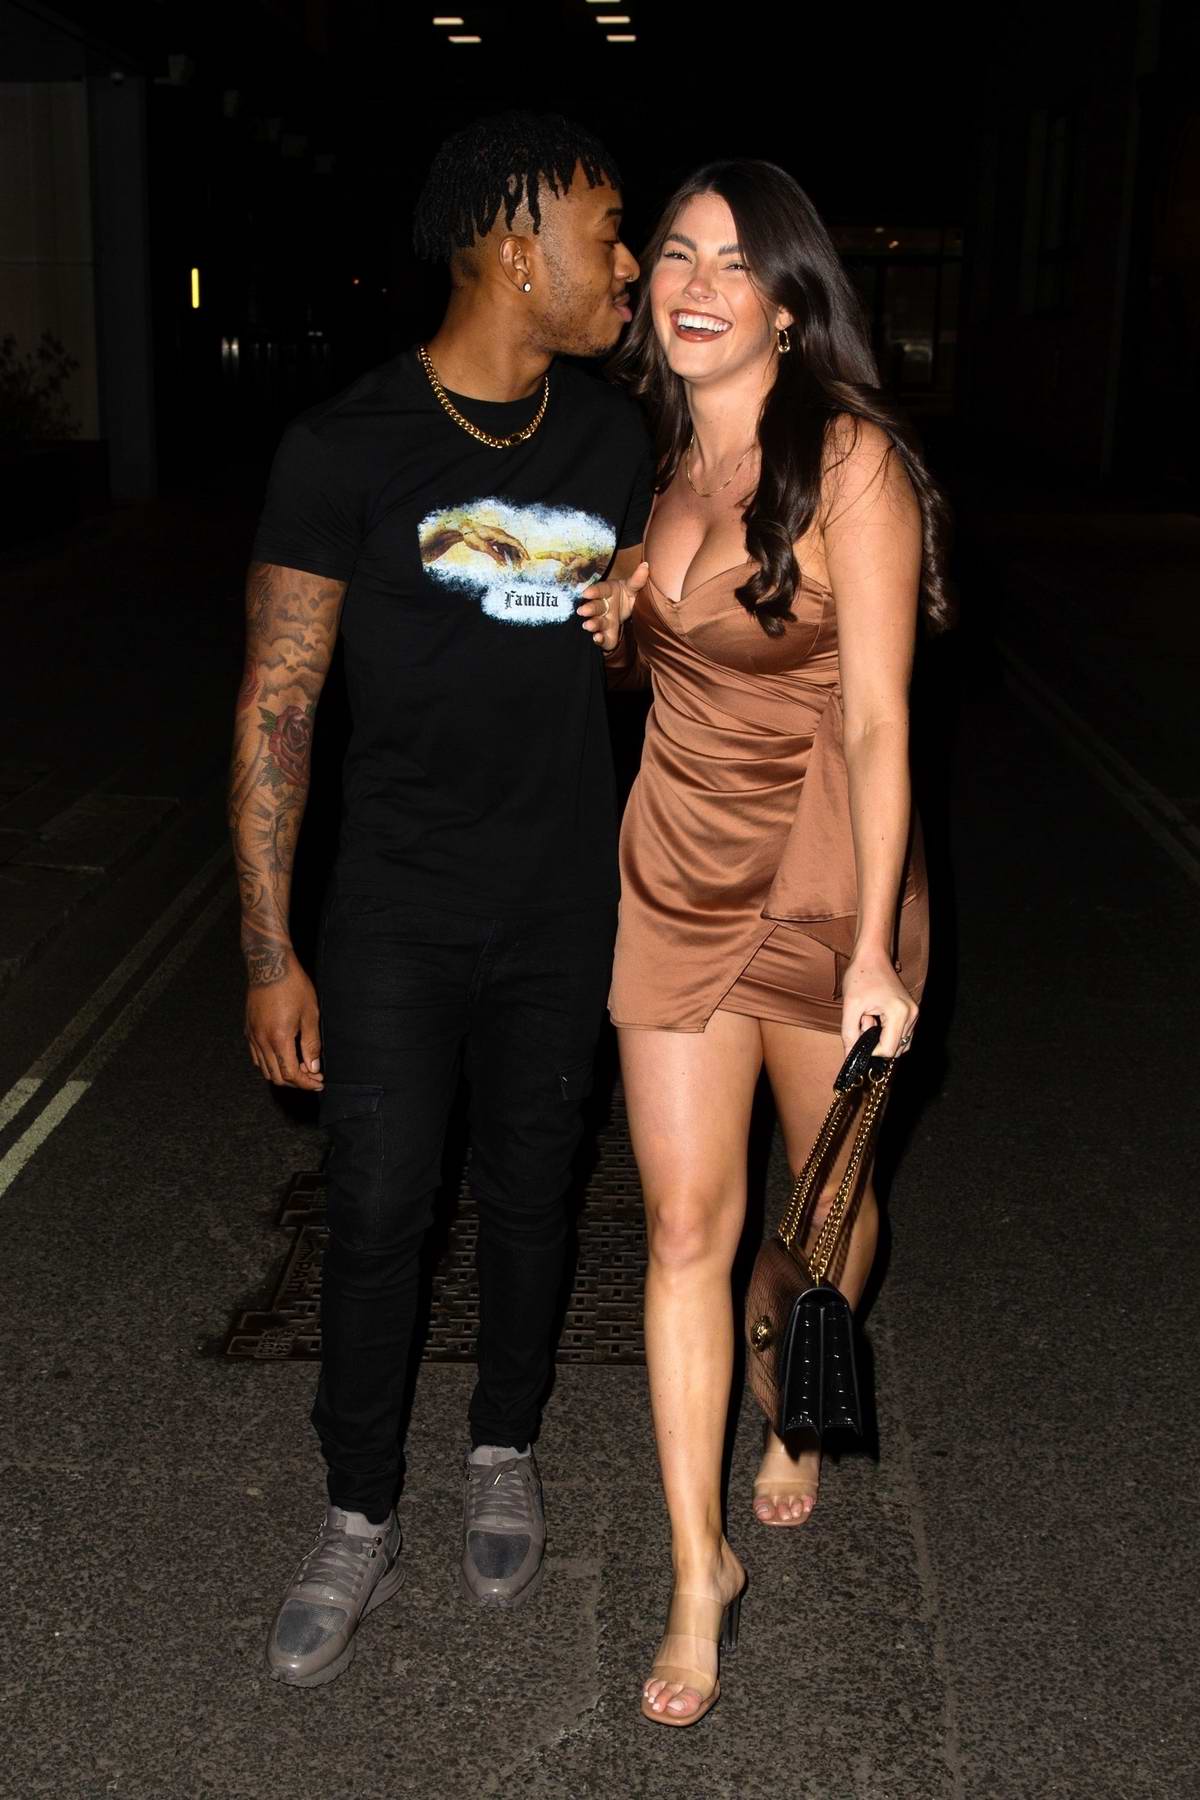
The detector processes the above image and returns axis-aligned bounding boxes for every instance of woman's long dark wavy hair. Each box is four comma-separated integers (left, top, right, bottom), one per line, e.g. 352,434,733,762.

610,160,953,635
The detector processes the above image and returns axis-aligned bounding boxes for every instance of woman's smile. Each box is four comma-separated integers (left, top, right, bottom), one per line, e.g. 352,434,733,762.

670,309,733,341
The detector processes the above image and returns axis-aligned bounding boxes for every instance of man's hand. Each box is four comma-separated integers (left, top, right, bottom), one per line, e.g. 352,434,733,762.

245,961,324,1090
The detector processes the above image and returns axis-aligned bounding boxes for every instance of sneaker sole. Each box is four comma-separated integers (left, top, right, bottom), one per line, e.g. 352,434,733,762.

459,1558,545,1610
266,1554,405,1689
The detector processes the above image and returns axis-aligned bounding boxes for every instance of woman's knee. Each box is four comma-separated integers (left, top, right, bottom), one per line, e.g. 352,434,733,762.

644,1187,741,1273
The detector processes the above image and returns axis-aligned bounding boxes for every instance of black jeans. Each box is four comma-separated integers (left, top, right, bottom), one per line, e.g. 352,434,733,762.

312,888,616,1521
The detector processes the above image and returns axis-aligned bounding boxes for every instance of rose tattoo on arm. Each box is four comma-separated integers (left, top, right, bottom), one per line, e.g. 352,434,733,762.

262,703,313,786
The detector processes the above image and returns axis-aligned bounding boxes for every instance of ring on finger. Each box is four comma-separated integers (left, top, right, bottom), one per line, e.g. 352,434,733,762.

601,596,611,617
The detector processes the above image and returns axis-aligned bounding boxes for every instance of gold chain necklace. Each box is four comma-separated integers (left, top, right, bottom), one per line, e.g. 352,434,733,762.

684,435,756,498
418,344,550,449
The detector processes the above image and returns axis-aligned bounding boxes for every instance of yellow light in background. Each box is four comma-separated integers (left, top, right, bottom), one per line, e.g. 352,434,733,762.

190,267,200,309
596,13,631,20
432,15,464,23
606,33,637,41
448,34,481,42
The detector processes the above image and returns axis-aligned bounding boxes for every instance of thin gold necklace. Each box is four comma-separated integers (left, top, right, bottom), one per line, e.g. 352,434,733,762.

418,344,549,449
684,434,756,498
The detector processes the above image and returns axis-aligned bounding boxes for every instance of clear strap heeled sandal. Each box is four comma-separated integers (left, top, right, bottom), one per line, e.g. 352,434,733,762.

753,1424,820,1526
640,1580,746,1727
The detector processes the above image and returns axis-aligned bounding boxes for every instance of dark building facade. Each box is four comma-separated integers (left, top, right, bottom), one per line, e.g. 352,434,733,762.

3,1,1194,506
959,0,1198,493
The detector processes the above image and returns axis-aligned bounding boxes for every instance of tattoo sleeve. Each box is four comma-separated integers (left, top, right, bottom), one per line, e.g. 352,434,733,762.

228,562,346,986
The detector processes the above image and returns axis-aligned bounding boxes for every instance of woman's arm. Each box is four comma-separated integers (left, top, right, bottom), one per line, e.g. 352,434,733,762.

821,417,922,1055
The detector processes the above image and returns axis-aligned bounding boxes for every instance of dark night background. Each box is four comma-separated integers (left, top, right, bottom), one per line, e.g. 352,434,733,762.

1,5,1198,1796
4,0,1197,507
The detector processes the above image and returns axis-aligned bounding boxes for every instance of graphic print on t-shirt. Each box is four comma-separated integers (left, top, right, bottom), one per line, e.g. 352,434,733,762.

418,498,615,627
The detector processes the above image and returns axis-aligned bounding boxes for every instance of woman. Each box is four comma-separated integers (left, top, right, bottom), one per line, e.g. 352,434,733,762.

577,159,950,1728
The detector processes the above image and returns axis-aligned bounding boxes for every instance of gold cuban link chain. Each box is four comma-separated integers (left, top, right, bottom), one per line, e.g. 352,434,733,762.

418,344,549,450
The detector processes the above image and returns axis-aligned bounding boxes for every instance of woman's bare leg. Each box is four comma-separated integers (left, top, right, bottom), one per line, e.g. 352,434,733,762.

752,1019,881,1524
620,1011,762,1718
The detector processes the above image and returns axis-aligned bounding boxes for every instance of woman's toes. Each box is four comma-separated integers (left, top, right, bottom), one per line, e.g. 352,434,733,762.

666,1684,699,1717
754,1485,817,1524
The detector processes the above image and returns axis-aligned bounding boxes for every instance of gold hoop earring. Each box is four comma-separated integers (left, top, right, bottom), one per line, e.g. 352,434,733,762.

777,326,791,355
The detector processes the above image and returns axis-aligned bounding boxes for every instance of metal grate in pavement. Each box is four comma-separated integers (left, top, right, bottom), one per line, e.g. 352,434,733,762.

224,1083,648,1365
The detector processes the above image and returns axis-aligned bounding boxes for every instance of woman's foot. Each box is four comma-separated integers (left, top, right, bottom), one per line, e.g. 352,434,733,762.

753,1426,820,1525
641,1540,746,1726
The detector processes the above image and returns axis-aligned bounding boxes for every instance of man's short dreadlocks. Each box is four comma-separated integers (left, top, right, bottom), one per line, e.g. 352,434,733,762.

412,110,622,264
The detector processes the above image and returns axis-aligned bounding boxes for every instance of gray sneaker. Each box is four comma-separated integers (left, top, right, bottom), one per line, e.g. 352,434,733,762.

266,1506,402,1687
461,1445,546,1607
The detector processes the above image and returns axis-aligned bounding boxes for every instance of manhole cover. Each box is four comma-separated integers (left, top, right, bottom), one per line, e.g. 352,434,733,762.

225,1083,647,1365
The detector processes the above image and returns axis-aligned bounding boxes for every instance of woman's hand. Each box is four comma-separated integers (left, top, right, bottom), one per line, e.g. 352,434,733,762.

577,560,650,651
840,947,918,1059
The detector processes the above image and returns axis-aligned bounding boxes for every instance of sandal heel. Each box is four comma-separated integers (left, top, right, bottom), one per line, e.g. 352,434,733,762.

719,1588,742,1652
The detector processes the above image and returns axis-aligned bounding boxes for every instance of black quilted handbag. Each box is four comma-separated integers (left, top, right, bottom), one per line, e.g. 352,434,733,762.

744,1025,894,1440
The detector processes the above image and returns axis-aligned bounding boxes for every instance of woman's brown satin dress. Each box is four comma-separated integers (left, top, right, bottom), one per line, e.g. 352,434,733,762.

607,558,928,1034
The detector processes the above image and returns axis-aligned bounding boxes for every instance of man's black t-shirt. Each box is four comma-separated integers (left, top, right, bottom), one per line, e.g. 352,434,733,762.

253,349,653,914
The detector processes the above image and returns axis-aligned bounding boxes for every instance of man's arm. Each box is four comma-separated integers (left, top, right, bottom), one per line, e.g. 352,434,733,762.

229,561,346,1088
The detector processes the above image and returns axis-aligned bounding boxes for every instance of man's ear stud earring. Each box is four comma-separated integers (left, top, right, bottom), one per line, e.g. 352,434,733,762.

522,282,532,293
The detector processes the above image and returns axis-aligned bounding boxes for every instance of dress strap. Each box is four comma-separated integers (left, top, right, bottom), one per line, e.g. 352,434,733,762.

641,483,662,562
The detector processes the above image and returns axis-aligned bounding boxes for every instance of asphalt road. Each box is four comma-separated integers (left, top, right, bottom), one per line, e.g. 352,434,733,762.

0,488,1196,1799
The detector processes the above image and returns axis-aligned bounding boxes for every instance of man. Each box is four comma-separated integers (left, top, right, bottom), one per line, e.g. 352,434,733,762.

229,111,651,1687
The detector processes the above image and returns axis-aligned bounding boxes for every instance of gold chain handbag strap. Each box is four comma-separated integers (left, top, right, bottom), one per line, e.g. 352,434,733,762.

807,1064,893,1279
778,1093,850,1250
777,1061,895,1281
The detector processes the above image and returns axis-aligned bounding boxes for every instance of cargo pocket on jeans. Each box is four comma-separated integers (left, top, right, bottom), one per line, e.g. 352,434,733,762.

556,1060,595,1108
318,1083,384,1247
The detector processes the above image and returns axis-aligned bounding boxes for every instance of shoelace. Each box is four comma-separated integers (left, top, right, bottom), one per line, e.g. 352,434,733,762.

294,1525,382,1600
466,1460,533,1531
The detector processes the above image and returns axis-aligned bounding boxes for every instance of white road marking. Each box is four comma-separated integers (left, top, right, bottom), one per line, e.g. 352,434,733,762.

0,844,231,1133
1000,643,1200,888
73,884,234,1082
0,1080,91,1196
0,877,235,1198
0,1076,43,1134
